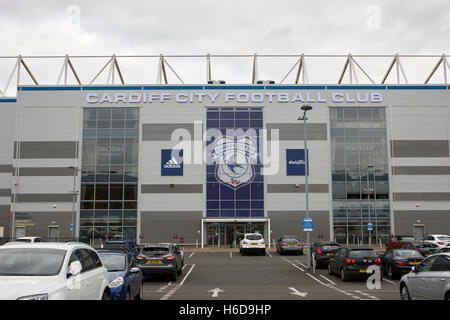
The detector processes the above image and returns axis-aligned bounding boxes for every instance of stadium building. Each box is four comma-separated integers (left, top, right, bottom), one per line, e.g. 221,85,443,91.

0,54,449,246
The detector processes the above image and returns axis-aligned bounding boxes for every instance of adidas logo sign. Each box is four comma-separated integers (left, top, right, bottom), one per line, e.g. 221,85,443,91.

164,157,182,169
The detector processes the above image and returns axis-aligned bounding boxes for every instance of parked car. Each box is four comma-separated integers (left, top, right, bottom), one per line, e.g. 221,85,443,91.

328,247,381,281
137,243,183,281
15,237,44,243
313,242,341,267
380,249,424,279
400,253,450,300
276,235,303,255
98,251,143,300
97,240,139,257
386,235,416,250
398,241,439,257
239,233,266,255
435,246,450,254
422,234,450,249
0,242,110,300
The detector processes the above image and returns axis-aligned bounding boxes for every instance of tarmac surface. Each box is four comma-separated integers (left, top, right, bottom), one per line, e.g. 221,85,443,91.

141,249,400,300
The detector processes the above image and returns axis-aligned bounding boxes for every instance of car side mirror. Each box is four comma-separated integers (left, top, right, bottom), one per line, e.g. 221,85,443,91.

68,260,82,277
411,266,417,273
130,267,140,273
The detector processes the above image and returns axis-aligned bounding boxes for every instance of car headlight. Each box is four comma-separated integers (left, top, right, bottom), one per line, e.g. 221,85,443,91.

109,277,124,288
17,293,49,300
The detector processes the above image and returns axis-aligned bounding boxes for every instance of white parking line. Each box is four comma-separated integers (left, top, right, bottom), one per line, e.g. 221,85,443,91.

160,264,196,300
230,252,232,258
182,264,187,270
352,290,380,300
305,273,330,286
383,279,398,285
281,257,304,271
266,251,273,258
319,275,336,286
179,264,196,286
189,252,196,258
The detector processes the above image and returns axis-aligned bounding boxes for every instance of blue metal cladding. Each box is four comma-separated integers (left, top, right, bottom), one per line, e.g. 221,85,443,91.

206,107,264,218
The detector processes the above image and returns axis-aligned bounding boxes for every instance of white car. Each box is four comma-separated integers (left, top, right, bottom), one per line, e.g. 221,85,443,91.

400,253,450,300
0,242,110,300
239,233,266,255
423,234,450,249
16,237,44,243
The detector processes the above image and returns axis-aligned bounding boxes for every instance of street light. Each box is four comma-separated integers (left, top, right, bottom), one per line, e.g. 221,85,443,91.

363,165,374,245
298,105,312,272
68,166,81,240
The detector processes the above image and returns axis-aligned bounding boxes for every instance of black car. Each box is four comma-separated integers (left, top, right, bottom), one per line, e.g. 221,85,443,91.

398,241,439,257
435,246,450,254
328,247,381,281
276,235,303,255
380,249,424,279
136,243,184,281
313,242,341,267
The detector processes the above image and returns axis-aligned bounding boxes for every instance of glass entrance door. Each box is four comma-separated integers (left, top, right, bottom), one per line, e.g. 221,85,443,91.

207,224,220,246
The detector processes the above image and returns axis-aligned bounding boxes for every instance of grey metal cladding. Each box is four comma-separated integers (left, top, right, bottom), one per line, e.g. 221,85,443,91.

141,184,203,193
267,184,329,193
0,189,11,197
13,194,75,202
392,166,450,175
0,165,12,173
393,192,450,201
14,141,79,159
390,140,449,157
0,205,10,213
142,123,195,141
266,123,327,140
13,167,78,176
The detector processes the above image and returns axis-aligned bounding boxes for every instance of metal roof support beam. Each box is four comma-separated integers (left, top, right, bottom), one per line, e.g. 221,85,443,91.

90,56,114,85
19,56,38,85
163,58,184,84
424,54,448,84
56,55,81,85
206,53,212,82
157,54,168,84
252,53,258,84
381,54,408,84
351,57,375,84
338,55,351,84
2,58,19,96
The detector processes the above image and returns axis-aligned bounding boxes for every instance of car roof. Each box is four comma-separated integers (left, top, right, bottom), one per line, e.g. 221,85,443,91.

429,234,450,237
97,250,128,256
105,240,130,243
346,246,374,250
143,243,171,247
245,233,263,236
0,242,92,250
317,242,340,245
16,236,41,240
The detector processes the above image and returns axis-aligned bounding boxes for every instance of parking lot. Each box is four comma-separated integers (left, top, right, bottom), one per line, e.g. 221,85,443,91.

141,250,400,300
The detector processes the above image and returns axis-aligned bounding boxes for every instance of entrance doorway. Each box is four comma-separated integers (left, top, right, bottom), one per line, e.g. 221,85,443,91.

413,224,425,240
206,222,265,247
48,225,60,242
15,226,25,239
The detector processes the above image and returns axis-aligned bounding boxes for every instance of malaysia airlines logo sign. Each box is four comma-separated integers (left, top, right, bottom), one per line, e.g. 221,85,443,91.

210,137,258,189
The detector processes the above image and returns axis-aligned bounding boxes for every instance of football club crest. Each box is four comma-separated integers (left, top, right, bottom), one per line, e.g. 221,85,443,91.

210,136,258,189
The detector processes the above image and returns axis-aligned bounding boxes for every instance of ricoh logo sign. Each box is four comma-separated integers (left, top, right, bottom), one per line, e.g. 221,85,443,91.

85,91,383,104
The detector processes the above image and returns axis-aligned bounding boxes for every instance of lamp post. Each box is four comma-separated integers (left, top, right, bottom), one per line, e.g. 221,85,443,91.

364,165,374,245
68,166,81,240
298,105,313,272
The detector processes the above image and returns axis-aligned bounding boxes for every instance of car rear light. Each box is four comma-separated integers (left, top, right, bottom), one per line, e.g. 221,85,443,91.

163,255,175,261
125,249,129,253
438,242,444,245
137,255,146,261
375,258,381,265
395,261,406,266
345,258,356,265
317,248,322,254
298,244,303,247
261,241,265,245
243,241,248,245
281,243,287,247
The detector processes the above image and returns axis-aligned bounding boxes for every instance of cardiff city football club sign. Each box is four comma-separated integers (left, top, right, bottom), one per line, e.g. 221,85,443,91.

210,137,258,189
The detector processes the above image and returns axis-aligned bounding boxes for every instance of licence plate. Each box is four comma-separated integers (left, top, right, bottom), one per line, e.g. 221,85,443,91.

426,254,431,256
326,253,334,256
410,262,420,265
359,269,372,273
147,260,161,264
288,244,297,247
251,243,258,246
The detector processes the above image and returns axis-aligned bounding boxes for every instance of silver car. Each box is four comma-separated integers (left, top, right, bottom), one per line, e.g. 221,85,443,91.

399,253,450,300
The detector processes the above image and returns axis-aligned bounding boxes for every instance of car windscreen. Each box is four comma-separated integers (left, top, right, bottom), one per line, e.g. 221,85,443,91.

394,249,423,258
320,245,341,251
349,250,378,258
282,237,300,242
99,254,126,272
142,247,170,253
15,239,32,243
246,235,263,240
399,237,415,241
437,236,450,241
439,248,450,253
103,243,127,250
0,248,66,276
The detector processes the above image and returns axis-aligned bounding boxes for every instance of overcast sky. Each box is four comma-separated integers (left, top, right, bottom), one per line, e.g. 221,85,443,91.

1,0,450,92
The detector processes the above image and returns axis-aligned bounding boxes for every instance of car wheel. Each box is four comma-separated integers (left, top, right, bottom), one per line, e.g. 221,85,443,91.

445,292,450,301
177,266,183,276
328,263,333,275
170,271,177,282
388,265,395,279
400,283,411,300
101,290,110,300
340,268,348,281
262,250,266,256
135,281,144,300
125,288,130,300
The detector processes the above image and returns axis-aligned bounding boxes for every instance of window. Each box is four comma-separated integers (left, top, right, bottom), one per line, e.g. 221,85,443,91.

80,249,96,272
88,250,103,268
80,108,139,244
417,256,438,272
431,255,450,271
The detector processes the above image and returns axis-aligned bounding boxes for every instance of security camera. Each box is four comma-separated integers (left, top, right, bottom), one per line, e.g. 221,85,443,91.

416,203,420,207
53,204,57,208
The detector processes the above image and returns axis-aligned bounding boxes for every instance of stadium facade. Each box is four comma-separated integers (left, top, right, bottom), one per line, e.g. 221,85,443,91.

0,81,450,246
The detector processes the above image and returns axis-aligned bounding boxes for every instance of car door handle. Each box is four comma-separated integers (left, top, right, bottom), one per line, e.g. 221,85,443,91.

440,278,446,281
421,278,426,281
